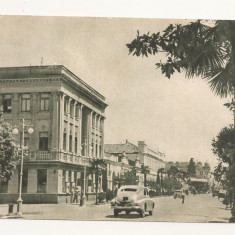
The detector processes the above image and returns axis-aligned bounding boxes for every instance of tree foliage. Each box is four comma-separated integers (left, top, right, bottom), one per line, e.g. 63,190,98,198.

127,20,235,98
211,125,235,185
141,164,150,187
212,125,235,164
0,120,19,182
187,158,196,177
89,158,106,204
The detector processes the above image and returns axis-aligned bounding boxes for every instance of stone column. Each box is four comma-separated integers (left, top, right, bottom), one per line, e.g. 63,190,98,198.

72,101,77,153
59,93,65,151
93,113,97,158
97,115,101,158
66,98,71,152
51,92,59,151
100,117,105,158
78,104,83,156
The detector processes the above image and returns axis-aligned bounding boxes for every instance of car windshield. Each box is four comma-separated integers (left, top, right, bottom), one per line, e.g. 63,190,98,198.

121,188,137,192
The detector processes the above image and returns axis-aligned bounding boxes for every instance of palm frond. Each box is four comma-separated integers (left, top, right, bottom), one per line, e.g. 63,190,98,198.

205,62,235,97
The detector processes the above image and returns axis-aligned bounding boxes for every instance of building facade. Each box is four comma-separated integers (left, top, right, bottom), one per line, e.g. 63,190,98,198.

104,140,165,186
0,65,108,203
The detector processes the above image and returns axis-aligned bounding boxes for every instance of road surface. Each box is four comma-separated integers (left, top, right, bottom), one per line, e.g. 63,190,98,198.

0,194,232,222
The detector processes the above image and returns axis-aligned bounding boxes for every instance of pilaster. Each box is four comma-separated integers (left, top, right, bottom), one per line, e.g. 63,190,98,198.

72,101,77,153
78,104,83,156
59,93,65,151
51,92,59,150
66,98,71,152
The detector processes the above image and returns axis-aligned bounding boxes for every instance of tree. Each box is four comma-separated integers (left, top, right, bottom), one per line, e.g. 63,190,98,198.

167,165,179,178
89,158,106,205
0,115,19,183
187,158,196,177
212,125,235,184
127,20,235,98
141,165,150,187
157,168,165,194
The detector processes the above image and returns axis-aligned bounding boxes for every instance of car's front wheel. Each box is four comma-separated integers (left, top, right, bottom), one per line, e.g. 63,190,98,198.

114,209,119,217
149,210,153,216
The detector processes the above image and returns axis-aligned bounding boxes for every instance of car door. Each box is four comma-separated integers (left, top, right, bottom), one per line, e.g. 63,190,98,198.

144,188,152,211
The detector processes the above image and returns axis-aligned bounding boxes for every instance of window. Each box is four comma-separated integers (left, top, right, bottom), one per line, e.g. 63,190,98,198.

37,169,47,193
69,135,72,152
21,94,31,111
75,105,79,119
64,100,68,113
99,145,102,158
39,132,48,151
62,170,66,193
0,180,8,193
74,137,78,154
92,115,95,127
2,94,12,113
63,133,67,150
40,93,49,111
70,102,73,117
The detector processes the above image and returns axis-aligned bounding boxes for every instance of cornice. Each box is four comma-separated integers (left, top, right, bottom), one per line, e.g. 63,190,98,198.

0,76,61,83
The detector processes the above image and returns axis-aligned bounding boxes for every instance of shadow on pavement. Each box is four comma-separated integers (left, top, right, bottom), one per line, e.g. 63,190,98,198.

106,213,151,219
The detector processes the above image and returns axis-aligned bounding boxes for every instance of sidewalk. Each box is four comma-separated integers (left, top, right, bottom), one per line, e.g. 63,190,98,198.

0,200,111,219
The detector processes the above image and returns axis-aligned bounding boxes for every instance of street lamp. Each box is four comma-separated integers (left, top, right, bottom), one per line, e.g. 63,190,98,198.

12,118,34,216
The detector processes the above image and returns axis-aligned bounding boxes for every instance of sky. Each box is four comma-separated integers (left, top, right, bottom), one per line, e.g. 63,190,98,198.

0,15,233,168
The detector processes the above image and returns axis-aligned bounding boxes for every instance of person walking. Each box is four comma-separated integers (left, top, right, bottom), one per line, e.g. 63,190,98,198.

73,187,80,203
182,191,185,204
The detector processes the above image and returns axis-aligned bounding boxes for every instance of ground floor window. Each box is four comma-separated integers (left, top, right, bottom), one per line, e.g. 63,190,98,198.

62,170,66,193
0,180,8,193
37,169,47,193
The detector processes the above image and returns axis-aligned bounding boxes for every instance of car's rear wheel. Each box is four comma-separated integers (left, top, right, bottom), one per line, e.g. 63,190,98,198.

114,209,119,217
140,210,145,218
149,210,153,216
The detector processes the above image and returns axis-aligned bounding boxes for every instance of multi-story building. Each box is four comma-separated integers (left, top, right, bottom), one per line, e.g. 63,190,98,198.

0,65,108,203
104,140,165,185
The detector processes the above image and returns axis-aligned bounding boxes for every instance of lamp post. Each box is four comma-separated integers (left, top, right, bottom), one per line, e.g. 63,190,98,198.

12,118,34,216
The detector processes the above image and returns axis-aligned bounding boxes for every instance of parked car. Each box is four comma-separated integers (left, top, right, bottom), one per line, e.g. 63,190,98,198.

218,189,226,199
111,185,155,218
173,189,183,199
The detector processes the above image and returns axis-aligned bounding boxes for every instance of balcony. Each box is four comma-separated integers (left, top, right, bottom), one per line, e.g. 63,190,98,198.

25,151,91,166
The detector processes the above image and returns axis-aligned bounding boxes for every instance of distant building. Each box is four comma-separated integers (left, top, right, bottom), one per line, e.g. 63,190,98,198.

104,140,165,186
165,161,211,179
0,65,108,203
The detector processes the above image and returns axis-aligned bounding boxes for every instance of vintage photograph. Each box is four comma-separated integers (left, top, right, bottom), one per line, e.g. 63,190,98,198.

0,15,235,224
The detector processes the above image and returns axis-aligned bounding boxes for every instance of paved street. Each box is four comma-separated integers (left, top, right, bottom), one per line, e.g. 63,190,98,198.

0,194,232,222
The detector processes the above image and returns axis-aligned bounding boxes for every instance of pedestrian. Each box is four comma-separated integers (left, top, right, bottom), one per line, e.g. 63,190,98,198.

182,191,185,204
73,187,80,203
